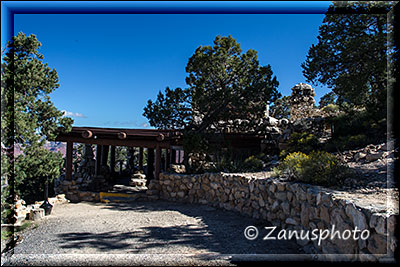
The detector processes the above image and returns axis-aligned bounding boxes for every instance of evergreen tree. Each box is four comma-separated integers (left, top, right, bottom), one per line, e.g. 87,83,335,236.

1,32,73,206
143,35,280,133
301,1,396,119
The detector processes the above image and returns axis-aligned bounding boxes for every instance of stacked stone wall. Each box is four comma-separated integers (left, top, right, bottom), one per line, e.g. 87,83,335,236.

147,172,396,260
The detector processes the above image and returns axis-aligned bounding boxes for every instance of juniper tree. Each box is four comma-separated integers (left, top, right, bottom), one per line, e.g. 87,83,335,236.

301,1,396,119
1,32,73,205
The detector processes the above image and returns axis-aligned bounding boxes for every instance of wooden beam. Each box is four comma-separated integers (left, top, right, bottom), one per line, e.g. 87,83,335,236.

66,141,73,180
55,136,171,148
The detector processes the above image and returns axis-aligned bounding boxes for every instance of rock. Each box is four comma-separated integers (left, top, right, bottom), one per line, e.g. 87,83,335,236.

281,201,290,215
276,182,285,191
285,218,297,225
287,192,293,202
269,183,276,193
300,202,310,226
275,192,287,201
271,200,280,211
29,208,45,221
346,203,368,230
258,197,265,208
354,152,367,162
365,151,383,162
319,205,330,223
369,213,387,235
367,233,387,254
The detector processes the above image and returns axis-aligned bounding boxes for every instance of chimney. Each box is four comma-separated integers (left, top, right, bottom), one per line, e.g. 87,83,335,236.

265,101,270,117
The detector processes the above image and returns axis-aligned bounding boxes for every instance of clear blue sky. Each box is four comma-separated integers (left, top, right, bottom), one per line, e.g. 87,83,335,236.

13,8,332,128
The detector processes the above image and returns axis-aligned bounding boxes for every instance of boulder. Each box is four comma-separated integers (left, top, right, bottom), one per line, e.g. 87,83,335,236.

365,151,383,162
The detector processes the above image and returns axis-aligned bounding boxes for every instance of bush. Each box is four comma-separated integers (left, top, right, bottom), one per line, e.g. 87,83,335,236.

243,155,264,171
275,151,350,187
280,132,321,158
208,153,265,173
14,146,63,204
324,134,372,152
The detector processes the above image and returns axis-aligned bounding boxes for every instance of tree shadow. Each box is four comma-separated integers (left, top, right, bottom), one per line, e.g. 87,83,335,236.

58,201,302,255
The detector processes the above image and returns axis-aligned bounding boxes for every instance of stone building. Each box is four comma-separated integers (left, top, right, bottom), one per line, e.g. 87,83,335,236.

289,83,316,120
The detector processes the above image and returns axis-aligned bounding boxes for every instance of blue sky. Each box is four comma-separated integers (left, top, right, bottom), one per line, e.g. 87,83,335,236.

13,5,332,129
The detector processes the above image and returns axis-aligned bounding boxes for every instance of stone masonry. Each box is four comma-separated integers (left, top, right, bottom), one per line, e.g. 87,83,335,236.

146,172,397,261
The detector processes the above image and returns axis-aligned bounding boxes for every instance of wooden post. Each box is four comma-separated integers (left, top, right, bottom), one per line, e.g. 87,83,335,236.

166,149,171,171
170,149,176,164
95,144,102,175
147,148,154,181
101,145,109,167
155,144,161,180
110,146,116,174
138,147,143,170
66,141,73,180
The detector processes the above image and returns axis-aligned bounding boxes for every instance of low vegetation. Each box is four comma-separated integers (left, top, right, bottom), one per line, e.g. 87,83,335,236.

273,151,351,187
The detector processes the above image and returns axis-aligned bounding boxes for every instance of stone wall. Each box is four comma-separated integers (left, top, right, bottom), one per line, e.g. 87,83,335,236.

147,172,397,260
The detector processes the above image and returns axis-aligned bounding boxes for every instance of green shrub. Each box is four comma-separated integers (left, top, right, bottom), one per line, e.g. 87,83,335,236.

320,103,339,115
208,153,265,173
280,132,321,158
243,155,264,171
276,151,350,187
324,133,375,152
14,146,63,204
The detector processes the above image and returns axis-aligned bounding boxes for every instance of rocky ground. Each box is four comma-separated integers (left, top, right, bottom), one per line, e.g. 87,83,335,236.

230,142,398,213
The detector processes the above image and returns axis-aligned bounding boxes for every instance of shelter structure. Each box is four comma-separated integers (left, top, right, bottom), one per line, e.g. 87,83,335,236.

55,127,184,183
55,126,266,184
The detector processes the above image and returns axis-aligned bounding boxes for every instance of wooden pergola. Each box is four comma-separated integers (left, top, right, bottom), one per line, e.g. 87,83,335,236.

56,126,266,185
55,126,184,181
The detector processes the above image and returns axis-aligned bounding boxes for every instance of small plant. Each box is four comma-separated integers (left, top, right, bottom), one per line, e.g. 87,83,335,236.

1,230,13,240
275,151,350,187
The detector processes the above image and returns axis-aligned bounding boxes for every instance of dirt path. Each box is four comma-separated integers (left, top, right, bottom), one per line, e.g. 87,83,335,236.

3,201,304,266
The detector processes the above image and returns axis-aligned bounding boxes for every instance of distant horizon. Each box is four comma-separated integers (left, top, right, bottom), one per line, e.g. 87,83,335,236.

9,1,332,129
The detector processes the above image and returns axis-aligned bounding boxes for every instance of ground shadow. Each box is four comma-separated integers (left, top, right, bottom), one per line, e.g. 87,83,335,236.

56,201,302,256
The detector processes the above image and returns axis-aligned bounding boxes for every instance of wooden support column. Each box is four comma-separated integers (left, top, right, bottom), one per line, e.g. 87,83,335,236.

95,144,102,176
166,149,171,171
170,149,176,164
146,148,154,181
155,144,161,180
138,147,144,170
110,146,116,174
66,141,73,180
101,145,109,167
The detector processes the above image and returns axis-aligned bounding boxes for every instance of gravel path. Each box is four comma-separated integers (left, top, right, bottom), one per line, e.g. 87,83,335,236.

3,201,304,266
